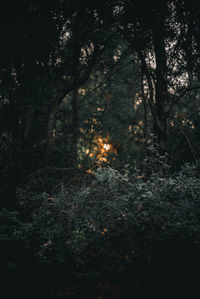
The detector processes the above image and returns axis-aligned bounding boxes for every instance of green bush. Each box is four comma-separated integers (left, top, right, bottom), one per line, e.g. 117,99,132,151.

2,161,200,299
13,163,200,279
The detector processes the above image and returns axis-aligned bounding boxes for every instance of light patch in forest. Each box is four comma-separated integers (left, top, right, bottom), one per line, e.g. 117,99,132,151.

78,88,86,95
103,144,110,151
134,95,142,110
85,135,118,164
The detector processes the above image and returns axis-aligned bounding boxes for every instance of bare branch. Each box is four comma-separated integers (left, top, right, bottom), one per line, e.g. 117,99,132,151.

170,85,200,109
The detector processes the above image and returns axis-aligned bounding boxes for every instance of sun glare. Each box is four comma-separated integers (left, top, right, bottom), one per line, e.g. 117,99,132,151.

103,144,110,151
85,135,117,164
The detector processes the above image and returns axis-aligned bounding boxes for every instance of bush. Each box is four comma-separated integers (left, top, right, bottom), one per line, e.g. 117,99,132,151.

17,164,200,269
2,162,200,296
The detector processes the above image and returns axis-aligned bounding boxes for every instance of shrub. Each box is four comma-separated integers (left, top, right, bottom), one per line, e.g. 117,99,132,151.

2,162,200,297
14,163,200,279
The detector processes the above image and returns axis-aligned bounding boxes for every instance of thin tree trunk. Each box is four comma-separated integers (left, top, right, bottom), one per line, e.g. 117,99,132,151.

71,88,79,166
152,20,169,155
24,106,33,139
141,70,148,157
45,100,59,165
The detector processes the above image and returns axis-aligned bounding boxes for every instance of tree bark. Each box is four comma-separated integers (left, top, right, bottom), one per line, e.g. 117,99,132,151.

141,69,148,158
71,88,79,166
152,19,169,155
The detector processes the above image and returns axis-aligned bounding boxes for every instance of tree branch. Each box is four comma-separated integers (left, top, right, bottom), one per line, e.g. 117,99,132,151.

117,26,157,122
170,85,200,109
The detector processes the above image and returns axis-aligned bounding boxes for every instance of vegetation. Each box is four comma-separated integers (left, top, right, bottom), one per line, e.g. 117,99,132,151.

1,0,200,298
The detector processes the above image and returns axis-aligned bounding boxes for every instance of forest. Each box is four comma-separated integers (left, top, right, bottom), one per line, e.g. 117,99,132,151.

1,0,200,298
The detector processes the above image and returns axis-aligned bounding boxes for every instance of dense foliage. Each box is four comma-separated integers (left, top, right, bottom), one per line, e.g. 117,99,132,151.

1,161,200,297
1,0,200,297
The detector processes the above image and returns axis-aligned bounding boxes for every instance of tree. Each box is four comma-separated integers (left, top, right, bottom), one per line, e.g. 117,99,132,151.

0,0,65,206
0,0,115,205
116,0,200,154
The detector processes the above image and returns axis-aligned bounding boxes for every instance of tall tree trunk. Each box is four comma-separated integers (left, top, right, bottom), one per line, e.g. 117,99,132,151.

71,88,79,166
141,69,148,157
24,106,33,140
152,20,169,155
